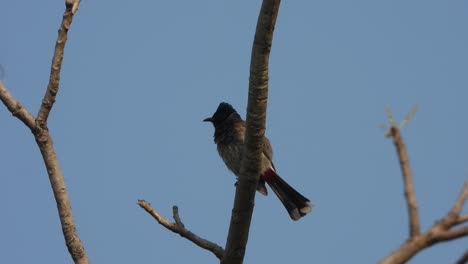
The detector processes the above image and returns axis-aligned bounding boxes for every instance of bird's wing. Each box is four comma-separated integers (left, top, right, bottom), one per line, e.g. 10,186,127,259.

263,136,276,171
239,120,276,170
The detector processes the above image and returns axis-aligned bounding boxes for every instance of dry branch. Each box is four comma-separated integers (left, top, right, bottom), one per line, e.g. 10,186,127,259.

455,215,468,225
137,200,225,259
137,2,281,262
0,1,88,263
35,129,88,264
36,0,80,126
449,181,468,219
0,81,36,130
379,124,468,264
389,126,420,238
433,226,468,242
221,1,281,264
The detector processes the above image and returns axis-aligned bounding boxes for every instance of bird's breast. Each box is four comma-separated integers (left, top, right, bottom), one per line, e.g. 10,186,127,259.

217,143,244,176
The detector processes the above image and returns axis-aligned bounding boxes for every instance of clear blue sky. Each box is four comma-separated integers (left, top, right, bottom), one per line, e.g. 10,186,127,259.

2,1,467,263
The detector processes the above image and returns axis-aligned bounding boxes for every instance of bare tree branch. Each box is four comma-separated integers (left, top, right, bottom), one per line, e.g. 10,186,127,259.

378,180,468,264
448,181,468,220
35,129,88,263
222,1,281,264
379,122,468,264
388,126,421,238
35,2,87,263
137,200,225,259
456,250,468,264
1,1,88,263
36,0,80,126
455,215,468,226
0,81,36,130
137,1,281,262
433,226,468,242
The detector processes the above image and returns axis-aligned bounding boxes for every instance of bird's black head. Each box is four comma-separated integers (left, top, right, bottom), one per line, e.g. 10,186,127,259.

203,102,238,127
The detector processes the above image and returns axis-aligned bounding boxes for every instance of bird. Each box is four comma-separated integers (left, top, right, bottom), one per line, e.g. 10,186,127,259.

204,102,312,221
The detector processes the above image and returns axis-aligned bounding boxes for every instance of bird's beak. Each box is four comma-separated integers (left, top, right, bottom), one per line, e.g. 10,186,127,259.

203,117,213,122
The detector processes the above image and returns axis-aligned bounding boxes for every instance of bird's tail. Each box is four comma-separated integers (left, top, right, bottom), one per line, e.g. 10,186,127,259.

262,169,313,221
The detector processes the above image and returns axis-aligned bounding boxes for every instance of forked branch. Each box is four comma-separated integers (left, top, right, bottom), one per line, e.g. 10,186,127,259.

137,1,282,263
137,200,225,259
379,109,468,264
0,1,87,263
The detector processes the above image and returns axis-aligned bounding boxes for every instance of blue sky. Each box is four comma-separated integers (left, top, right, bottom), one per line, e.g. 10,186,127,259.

2,1,467,263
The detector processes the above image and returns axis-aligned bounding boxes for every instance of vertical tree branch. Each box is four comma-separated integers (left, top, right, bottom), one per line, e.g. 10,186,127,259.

34,2,88,263
36,0,80,126
35,129,88,264
389,126,421,238
1,1,87,263
222,1,281,264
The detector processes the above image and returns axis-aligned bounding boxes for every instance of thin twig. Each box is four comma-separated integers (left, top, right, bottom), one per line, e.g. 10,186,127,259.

399,105,418,129
137,200,225,259
0,81,36,130
389,126,421,238
427,180,468,235
430,180,467,242
434,180,468,230
173,206,184,227
455,215,468,226
386,106,395,126
433,226,468,242
449,181,468,219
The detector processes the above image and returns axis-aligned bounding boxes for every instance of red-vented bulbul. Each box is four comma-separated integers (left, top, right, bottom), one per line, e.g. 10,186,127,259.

204,102,312,221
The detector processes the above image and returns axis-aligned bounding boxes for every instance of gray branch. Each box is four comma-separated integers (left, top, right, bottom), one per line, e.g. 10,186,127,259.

137,200,225,259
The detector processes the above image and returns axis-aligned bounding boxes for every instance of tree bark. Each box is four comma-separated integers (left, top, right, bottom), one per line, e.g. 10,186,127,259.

221,1,281,264
0,1,88,263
